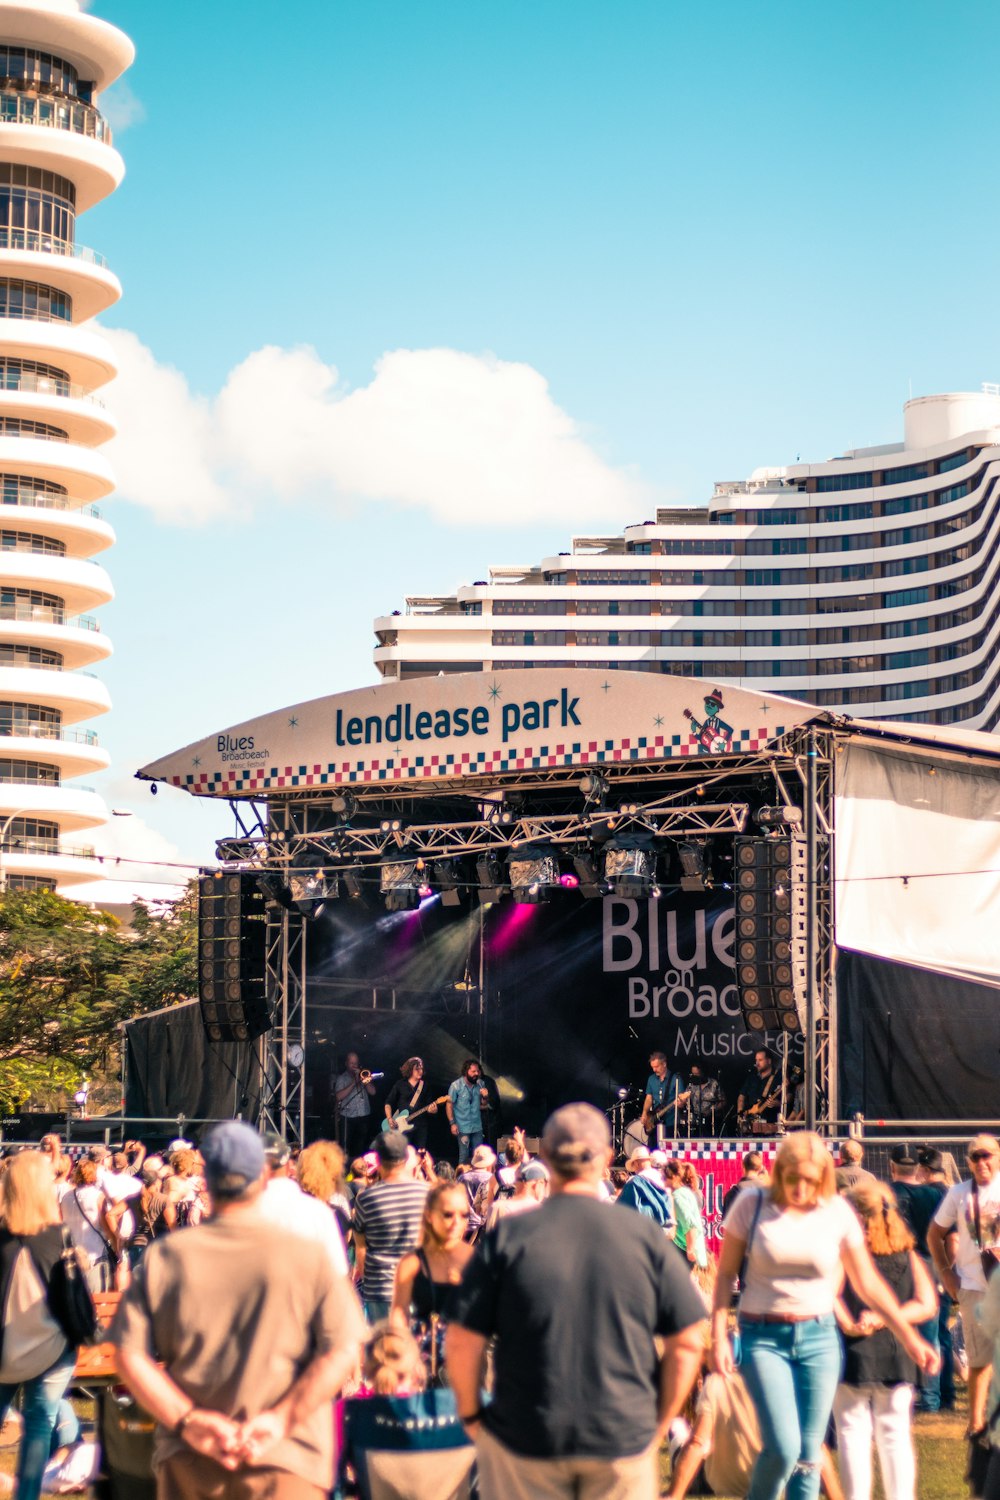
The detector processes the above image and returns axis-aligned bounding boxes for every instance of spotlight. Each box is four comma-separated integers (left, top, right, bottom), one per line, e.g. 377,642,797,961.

603,838,657,898
678,838,712,892
380,860,421,911
289,871,336,919
476,855,505,904
342,869,364,900
757,805,803,829
488,807,513,826
215,837,260,864
256,872,296,912
433,859,464,908
330,791,358,820
508,847,559,904
572,853,605,899
578,771,609,805
379,818,406,848
560,872,580,889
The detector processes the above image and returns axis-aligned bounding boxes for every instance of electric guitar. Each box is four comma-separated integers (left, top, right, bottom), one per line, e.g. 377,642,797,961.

642,1089,692,1134
382,1096,449,1134
738,1076,783,1134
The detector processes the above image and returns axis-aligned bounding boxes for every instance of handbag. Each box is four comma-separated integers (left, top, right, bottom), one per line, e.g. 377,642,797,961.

45,1230,99,1346
968,1394,1000,1497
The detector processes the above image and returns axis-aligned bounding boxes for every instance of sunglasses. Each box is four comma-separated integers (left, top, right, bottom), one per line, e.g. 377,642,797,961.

970,1150,997,1164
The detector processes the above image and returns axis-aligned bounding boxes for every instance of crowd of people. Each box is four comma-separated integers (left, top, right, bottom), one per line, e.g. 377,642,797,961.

0,1121,996,1500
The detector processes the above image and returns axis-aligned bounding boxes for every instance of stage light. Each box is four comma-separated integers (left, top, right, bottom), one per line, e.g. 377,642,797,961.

379,818,406,848
578,771,609,805
678,838,711,892
488,807,513,826
572,853,605,899
560,872,579,889
757,805,803,829
433,859,464,908
289,870,336,919
330,791,358,821
380,860,421,911
342,870,364,900
476,855,505,904
256,872,296,912
508,847,559,904
215,837,261,864
603,840,656,898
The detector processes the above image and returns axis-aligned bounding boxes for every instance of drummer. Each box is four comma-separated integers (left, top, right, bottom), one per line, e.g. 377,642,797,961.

640,1051,684,1146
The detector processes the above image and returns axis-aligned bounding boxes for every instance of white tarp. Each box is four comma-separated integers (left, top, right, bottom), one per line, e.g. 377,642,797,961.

835,739,1000,989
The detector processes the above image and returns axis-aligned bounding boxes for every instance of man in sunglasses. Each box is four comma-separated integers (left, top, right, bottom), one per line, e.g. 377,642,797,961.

928,1133,1000,1432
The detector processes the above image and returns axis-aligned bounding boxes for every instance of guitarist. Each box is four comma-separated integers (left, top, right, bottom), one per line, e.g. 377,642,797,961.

384,1057,439,1150
736,1048,782,1134
641,1051,684,1146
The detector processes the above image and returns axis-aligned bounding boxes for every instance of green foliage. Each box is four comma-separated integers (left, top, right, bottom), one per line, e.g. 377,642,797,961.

0,882,197,1112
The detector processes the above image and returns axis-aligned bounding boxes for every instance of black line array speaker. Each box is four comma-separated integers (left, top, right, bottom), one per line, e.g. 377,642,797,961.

198,872,270,1043
733,835,806,1035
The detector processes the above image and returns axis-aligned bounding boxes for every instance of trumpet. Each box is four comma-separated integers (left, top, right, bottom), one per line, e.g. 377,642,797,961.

359,1069,384,1084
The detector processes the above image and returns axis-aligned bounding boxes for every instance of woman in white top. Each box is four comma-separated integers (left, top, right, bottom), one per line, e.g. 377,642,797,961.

712,1133,937,1500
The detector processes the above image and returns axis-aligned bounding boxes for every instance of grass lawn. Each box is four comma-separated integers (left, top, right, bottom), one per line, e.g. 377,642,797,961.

0,1388,974,1498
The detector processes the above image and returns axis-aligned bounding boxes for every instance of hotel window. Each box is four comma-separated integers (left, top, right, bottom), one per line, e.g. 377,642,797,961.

883,462,931,486
816,472,874,492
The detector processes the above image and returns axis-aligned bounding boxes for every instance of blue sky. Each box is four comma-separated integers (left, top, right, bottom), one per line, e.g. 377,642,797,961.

79,0,1000,880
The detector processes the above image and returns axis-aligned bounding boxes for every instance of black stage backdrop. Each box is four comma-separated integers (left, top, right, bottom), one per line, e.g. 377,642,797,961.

124,1000,261,1134
302,891,802,1143
837,949,1000,1119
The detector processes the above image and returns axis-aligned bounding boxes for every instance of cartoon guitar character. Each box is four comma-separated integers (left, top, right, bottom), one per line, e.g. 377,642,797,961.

683,687,734,753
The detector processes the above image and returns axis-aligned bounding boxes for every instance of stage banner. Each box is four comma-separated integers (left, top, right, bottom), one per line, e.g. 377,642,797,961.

835,739,1000,989
660,1139,779,1255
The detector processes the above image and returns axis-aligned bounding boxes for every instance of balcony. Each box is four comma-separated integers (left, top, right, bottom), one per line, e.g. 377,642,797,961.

0,368,104,405
0,837,94,858
0,724,99,745
0,92,112,146
0,604,99,629
0,227,106,269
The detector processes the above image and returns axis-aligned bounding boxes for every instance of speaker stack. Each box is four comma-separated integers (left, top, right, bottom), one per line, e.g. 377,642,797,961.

733,836,806,1036
198,872,270,1043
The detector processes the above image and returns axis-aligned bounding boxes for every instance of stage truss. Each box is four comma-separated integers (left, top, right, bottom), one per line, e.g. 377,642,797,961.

230,731,836,1145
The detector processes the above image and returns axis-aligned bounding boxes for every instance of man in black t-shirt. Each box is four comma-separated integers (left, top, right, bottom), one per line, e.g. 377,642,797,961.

383,1057,440,1151
447,1102,705,1499
890,1143,948,1413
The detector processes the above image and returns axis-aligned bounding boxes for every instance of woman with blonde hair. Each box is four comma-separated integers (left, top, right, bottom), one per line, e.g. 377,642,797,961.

0,1152,80,1500
713,1133,938,1500
832,1183,936,1500
391,1181,474,1381
297,1138,351,1243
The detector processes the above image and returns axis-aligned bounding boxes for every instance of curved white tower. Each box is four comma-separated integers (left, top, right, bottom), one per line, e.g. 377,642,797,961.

0,0,130,891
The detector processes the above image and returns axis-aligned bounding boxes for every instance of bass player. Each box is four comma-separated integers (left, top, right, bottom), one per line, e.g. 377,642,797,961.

383,1057,440,1150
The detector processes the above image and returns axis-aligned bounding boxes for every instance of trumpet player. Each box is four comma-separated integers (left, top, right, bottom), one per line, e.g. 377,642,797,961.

335,1049,377,1159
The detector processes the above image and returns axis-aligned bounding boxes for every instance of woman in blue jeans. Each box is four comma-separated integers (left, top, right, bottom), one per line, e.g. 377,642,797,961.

0,1151,81,1500
711,1133,938,1500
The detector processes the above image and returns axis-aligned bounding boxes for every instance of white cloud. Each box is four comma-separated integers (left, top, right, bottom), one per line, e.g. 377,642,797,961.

101,331,647,528
100,81,145,134
87,808,188,891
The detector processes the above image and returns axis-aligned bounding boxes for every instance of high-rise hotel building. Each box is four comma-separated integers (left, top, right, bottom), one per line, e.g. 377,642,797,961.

0,0,131,891
375,390,1000,731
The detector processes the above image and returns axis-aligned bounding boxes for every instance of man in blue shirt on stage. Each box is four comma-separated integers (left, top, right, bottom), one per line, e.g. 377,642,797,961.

641,1051,683,1145
447,1057,490,1163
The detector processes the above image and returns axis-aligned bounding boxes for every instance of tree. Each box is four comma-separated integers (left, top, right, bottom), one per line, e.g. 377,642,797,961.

0,883,197,1113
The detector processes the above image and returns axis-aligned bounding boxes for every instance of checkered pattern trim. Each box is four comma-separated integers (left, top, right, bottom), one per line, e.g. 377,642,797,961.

169,724,788,795
659,1140,781,1160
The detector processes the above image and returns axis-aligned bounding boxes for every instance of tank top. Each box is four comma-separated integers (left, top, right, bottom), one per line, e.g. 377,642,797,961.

841,1249,917,1386
409,1249,463,1324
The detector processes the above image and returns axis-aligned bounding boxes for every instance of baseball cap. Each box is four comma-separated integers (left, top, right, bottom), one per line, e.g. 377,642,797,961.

376,1131,409,1165
890,1144,918,1167
541,1102,610,1172
515,1159,549,1184
262,1131,291,1167
201,1122,264,1190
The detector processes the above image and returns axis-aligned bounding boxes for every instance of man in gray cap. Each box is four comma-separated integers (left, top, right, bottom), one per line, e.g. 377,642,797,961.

447,1102,705,1499
111,1122,365,1500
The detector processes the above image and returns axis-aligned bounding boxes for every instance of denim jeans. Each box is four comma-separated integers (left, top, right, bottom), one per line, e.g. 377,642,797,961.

457,1130,484,1165
739,1315,842,1500
363,1297,392,1325
0,1349,77,1500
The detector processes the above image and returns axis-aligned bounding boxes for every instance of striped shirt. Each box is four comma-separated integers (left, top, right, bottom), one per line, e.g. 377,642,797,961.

352,1180,429,1300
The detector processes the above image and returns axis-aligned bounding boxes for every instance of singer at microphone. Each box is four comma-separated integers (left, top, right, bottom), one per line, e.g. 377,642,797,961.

333,1048,377,1160
446,1056,500,1164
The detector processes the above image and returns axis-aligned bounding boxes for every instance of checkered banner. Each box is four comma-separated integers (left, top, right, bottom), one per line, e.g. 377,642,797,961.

659,1139,782,1257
